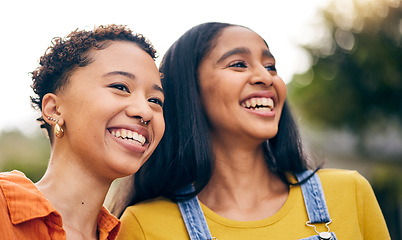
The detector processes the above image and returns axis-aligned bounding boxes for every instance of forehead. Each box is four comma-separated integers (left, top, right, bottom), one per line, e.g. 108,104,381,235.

91,41,148,65
68,41,161,87
90,41,159,75
212,26,268,53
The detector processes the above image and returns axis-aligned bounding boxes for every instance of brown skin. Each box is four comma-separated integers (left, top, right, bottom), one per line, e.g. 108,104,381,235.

36,41,164,240
197,26,288,221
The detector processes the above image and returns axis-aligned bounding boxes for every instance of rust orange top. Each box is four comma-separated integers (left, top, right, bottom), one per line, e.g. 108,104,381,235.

0,170,120,239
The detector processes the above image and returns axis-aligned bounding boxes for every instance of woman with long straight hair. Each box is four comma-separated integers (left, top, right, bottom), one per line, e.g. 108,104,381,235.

115,22,389,239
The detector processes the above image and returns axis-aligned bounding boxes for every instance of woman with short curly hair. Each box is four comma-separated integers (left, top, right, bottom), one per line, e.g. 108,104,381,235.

0,24,165,240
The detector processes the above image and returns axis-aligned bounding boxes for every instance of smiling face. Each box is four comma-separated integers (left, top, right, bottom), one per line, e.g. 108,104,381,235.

52,41,164,180
198,26,287,146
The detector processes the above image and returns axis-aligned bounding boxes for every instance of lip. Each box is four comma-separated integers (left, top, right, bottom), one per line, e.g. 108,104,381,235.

107,124,150,154
240,91,277,118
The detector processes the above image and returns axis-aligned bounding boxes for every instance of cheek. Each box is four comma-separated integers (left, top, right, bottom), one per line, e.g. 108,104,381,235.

275,78,287,98
274,77,287,103
199,72,233,104
199,78,218,99
275,82,287,123
200,89,222,120
199,79,219,113
154,113,165,140
158,118,165,139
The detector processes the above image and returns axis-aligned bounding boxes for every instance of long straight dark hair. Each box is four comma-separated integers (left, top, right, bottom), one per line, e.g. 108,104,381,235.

111,22,311,217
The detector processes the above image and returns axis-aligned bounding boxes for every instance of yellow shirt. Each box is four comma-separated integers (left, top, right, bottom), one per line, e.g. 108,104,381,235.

117,169,390,239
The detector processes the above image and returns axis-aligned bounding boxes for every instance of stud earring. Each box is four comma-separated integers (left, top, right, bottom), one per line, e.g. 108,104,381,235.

47,116,57,122
47,116,64,138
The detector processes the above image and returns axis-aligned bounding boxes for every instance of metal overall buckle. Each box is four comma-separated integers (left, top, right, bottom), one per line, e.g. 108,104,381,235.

306,219,333,240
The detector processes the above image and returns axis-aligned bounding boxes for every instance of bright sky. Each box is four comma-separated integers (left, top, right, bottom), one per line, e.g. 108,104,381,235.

0,0,330,134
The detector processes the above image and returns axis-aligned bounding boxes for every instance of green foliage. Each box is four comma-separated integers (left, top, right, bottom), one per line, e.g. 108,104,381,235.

288,0,402,135
0,129,50,182
371,164,402,239
288,1,402,238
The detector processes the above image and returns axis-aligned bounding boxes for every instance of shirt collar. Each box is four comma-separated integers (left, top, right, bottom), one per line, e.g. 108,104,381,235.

1,170,121,239
98,206,121,240
0,170,60,225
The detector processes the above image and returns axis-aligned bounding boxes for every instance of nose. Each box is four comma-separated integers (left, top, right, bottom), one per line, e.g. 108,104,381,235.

125,96,153,123
249,64,274,87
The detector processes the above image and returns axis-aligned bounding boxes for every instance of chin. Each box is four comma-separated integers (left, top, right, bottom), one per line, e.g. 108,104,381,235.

108,162,143,178
258,135,277,143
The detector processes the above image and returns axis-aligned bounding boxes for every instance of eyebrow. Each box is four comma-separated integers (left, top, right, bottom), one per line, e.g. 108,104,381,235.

103,71,136,79
262,49,275,59
217,47,275,64
217,47,251,63
104,71,164,95
153,84,164,95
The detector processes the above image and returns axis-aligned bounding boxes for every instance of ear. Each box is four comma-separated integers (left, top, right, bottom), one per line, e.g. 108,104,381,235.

42,93,64,126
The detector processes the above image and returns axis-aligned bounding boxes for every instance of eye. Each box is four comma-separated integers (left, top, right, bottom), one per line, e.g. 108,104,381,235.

265,65,277,72
148,97,164,107
228,60,247,68
109,83,130,93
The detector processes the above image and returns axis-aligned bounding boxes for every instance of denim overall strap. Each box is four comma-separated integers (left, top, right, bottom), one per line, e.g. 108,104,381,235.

296,170,337,240
177,184,213,240
296,170,331,224
177,171,336,240
299,234,337,240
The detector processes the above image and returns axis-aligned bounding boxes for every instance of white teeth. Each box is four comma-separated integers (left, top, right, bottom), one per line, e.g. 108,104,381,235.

262,98,269,106
250,98,257,107
133,132,139,141
241,97,274,112
111,129,146,145
121,130,127,139
267,98,274,109
241,97,274,111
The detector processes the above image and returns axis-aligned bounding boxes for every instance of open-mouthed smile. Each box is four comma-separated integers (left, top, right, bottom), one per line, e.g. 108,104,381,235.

240,97,274,112
110,128,147,146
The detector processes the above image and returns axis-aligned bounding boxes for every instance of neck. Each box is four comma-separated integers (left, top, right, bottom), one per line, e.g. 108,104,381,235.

198,137,288,221
36,153,112,238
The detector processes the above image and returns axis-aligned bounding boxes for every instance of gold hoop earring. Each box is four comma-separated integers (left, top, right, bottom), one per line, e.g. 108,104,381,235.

55,123,64,138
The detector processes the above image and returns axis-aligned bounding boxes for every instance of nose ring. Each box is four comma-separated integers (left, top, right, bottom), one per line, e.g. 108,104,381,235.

140,118,148,125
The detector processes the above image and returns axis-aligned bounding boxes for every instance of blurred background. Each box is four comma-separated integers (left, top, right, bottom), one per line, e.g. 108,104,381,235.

288,0,402,238
0,0,401,238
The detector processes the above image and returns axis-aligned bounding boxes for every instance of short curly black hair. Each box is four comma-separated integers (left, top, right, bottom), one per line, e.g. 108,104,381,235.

30,24,157,139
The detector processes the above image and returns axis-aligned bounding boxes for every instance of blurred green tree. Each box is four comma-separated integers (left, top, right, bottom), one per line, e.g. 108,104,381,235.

288,0,402,149
288,1,402,238
0,129,49,182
